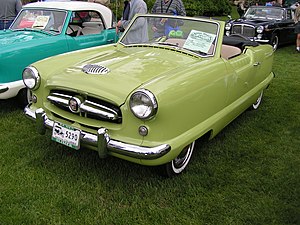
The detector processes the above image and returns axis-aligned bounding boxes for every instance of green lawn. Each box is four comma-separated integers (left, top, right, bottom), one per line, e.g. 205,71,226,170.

0,45,299,224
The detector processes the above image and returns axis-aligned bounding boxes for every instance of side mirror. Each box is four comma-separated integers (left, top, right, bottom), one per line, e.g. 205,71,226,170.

227,15,232,20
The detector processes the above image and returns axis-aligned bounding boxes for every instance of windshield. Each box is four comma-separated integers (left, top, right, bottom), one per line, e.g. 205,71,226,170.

11,9,67,34
119,15,219,57
244,7,284,20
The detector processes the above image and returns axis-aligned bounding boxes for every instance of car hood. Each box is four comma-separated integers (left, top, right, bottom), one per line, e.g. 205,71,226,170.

43,46,200,106
231,18,270,26
0,29,50,46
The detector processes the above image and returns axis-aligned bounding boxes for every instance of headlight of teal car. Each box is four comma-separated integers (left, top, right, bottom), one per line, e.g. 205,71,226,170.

23,66,40,90
129,89,158,120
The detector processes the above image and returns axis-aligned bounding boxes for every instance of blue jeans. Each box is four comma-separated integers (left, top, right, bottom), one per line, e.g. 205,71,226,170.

0,20,13,30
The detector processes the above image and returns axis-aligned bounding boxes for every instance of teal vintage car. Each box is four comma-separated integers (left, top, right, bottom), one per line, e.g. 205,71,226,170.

0,1,117,105
24,14,274,177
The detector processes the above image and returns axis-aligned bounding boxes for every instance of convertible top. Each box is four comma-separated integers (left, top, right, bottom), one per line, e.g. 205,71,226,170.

23,1,114,28
223,36,259,50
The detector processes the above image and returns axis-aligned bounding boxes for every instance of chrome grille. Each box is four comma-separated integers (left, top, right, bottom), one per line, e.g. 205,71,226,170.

47,90,122,123
232,25,255,37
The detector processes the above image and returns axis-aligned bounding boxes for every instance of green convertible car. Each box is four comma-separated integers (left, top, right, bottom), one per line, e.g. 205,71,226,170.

0,1,117,104
24,14,274,177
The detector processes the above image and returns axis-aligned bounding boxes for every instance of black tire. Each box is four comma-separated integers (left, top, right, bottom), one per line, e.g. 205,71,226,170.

17,88,32,107
250,90,263,110
270,34,279,51
160,141,195,177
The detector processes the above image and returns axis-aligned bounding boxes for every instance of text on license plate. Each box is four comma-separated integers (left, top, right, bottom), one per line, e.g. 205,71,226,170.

51,122,80,150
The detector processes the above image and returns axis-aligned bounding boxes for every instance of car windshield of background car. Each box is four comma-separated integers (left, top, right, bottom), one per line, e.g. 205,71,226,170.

11,9,67,34
244,7,284,20
119,15,219,57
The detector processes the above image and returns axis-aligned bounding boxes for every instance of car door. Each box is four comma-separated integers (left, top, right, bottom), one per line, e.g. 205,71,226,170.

66,28,116,50
223,48,259,107
65,10,117,51
278,9,295,44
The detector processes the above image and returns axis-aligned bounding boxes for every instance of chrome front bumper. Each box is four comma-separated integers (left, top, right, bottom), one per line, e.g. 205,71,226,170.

250,38,269,43
24,105,171,160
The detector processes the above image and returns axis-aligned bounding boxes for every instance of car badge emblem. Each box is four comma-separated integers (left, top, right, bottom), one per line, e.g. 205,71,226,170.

69,97,81,113
82,64,110,75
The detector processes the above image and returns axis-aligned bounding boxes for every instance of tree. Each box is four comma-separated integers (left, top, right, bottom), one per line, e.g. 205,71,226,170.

21,0,232,18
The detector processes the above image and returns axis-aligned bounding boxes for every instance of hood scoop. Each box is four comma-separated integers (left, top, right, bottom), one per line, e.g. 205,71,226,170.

82,64,110,75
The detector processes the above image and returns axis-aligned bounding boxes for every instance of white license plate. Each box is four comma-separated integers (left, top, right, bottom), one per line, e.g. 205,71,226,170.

51,122,80,150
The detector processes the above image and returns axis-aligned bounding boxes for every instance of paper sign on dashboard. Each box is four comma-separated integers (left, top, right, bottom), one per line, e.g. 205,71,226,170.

183,30,216,54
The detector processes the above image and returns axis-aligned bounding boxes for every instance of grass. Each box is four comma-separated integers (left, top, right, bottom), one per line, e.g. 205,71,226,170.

0,46,300,224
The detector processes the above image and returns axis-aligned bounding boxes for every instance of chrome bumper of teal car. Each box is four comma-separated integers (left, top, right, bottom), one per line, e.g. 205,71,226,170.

24,105,171,160
0,85,8,94
0,80,25,99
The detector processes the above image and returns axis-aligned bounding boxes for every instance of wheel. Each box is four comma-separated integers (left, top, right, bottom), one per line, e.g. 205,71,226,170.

160,141,195,177
17,88,32,107
251,90,263,110
270,34,279,51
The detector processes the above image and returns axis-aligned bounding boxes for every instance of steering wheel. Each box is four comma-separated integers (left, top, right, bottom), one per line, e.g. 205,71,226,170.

229,33,251,41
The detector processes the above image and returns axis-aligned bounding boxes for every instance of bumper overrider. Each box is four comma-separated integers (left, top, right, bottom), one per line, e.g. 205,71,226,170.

24,105,171,160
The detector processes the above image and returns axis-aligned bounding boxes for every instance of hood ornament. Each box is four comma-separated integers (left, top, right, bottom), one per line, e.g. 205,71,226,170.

82,64,110,75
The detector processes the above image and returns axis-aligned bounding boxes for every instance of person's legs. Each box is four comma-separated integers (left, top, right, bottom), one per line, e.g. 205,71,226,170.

0,20,13,30
4,20,13,29
297,34,300,52
295,22,300,52
0,20,4,30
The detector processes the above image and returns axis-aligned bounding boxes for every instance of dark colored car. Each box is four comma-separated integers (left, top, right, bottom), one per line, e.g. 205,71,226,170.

225,6,296,50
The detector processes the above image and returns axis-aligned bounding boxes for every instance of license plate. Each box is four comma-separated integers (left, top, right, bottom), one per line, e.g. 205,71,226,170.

51,122,80,150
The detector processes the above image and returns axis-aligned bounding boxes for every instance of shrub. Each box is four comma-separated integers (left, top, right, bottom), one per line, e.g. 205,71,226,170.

21,0,232,19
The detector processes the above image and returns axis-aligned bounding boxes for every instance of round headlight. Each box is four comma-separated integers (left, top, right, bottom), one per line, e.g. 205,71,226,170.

225,23,232,31
256,26,264,34
22,66,40,90
257,34,263,39
129,89,158,120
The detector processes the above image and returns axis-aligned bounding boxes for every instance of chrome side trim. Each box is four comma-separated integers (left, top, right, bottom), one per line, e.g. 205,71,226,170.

24,106,171,160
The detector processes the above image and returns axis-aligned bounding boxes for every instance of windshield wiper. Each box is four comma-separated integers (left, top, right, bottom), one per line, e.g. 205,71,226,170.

153,42,208,56
22,28,52,35
155,42,181,47
32,25,44,28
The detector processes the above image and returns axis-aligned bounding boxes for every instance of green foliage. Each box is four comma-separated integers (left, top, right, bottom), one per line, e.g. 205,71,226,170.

184,0,231,17
21,0,232,19
111,0,232,18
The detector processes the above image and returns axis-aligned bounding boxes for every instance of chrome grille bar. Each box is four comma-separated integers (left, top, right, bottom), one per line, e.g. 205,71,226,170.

47,93,70,108
232,24,255,37
80,100,119,120
47,92,121,121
